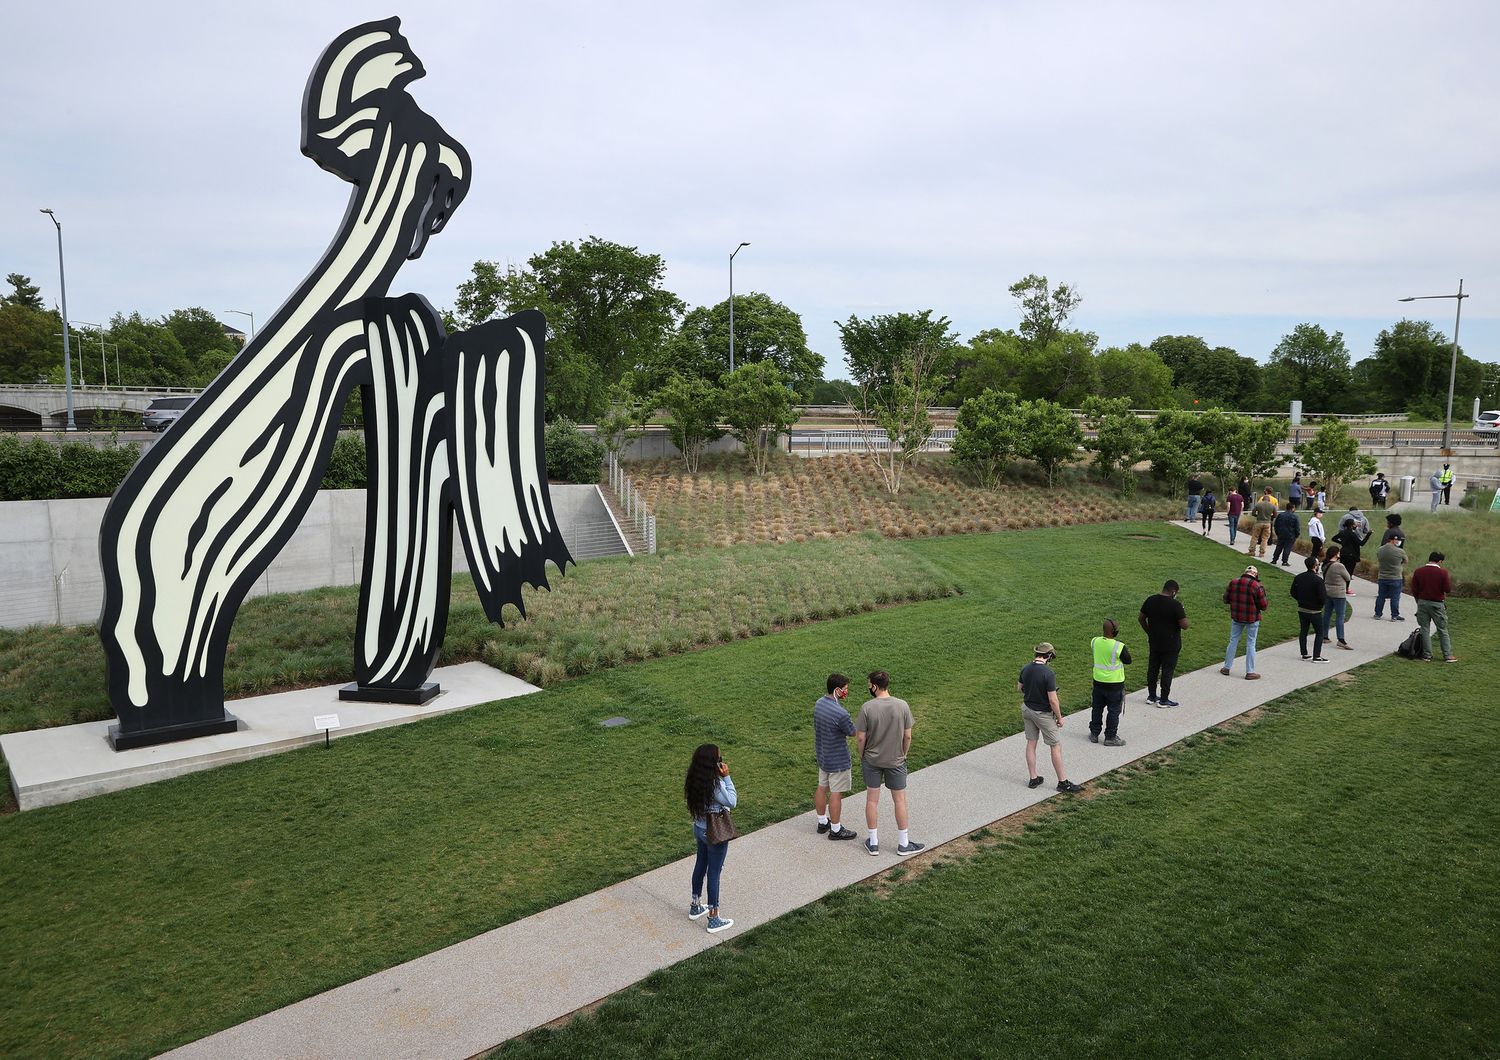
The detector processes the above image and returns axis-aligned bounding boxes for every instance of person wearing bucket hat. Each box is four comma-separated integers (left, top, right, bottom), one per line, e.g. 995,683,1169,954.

1018,642,1084,794
1221,564,1269,679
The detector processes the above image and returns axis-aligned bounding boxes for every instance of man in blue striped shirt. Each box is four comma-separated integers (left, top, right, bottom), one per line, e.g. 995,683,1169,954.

813,673,859,841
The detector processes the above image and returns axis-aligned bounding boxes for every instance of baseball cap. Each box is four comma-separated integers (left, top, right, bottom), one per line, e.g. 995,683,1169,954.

1244,565,1259,578
1034,642,1056,656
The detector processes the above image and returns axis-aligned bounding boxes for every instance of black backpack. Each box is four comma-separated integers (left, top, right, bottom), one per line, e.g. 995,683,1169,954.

1395,629,1423,659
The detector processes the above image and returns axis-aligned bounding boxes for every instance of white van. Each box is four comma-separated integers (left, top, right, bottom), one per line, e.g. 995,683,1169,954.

1474,409,1500,434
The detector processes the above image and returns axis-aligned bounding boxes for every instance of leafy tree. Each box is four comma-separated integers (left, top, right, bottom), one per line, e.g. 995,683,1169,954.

1014,398,1084,486
0,300,62,383
1143,407,1202,496
106,312,190,387
657,374,723,473
4,273,44,310
806,378,858,405
851,343,942,495
669,294,821,398
1264,323,1351,412
1151,335,1261,409
948,328,1025,406
1009,274,1082,352
594,380,652,457
1227,416,1288,492
165,307,235,362
1292,419,1376,506
952,389,1021,487
1081,396,1146,495
453,238,685,421
1095,344,1174,409
720,360,798,475
543,419,607,482
1021,330,1100,408
1355,319,1486,417
838,310,959,394
1190,407,1239,493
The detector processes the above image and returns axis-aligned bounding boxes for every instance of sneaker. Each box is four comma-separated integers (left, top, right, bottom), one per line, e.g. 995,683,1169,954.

1027,775,1044,789
1338,641,1353,650
706,915,735,934
1088,732,1100,743
816,820,830,835
864,838,879,857
1057,780,1085,793
1301,654,1311,660
1158,698,1181,707
1445,656,1459,663
1311,656,1328,663
897,841,926,857
689,900,707,920
1245,672,1261,680
828,827,859,841
1146,695,1158,705
1346,589,1357,597
1393,616,1406,622
1220,667,1232,675
1103,736,1127,747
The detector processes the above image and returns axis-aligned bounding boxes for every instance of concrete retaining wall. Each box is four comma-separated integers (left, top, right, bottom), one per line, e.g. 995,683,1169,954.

0,485,620,630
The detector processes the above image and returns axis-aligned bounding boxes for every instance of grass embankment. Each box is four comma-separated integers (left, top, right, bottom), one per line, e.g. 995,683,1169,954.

1,525,1308,1057
632,453,1174,550
1382,509,1500,595
0,536,957,734
497,609,1500,1059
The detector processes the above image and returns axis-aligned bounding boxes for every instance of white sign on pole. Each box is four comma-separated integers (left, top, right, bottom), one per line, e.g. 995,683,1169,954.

1289,400,1303,427
313,714,341,731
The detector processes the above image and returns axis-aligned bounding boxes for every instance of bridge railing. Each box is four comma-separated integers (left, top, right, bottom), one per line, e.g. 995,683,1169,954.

0,383,202,395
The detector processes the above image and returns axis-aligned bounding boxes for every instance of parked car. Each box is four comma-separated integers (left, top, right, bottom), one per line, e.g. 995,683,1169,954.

1474,409,1500,434
143,396,194,432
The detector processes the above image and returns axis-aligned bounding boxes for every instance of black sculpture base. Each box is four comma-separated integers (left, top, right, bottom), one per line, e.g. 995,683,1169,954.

108,712,241,751
339,681,441,705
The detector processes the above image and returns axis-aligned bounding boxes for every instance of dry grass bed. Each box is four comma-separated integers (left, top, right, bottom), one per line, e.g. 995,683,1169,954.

631,454,1174,550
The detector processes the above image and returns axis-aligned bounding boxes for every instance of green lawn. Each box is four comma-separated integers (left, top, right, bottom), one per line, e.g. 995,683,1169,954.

0,523,1312,1057
1391,509,1500,596
497,600,1500,1059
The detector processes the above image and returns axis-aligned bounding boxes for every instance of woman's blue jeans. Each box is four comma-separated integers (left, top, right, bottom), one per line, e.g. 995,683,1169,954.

1322,597,1347,643
692,828,729,909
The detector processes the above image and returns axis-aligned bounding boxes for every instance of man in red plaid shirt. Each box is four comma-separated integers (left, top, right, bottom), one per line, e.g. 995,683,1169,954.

1221,564,1270,680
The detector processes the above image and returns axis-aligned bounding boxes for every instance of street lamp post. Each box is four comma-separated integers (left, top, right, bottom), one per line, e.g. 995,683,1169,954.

728,242,749,372
225,309,256,342
39,209,76,430
1399,279,1469,450
72,320,106,388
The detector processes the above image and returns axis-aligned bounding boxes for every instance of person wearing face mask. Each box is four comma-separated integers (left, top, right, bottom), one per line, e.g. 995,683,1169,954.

812,673,859,841
1088,618,1133,747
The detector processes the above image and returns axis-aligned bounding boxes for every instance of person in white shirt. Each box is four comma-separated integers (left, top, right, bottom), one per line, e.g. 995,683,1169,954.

1308,510,1326,560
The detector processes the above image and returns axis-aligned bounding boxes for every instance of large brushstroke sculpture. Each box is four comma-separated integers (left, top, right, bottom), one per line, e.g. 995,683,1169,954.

98,19,571,749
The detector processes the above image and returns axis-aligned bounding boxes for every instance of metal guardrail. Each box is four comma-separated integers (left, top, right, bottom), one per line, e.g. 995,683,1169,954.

787,427,957,454
0,383,201,394
605,452,657,554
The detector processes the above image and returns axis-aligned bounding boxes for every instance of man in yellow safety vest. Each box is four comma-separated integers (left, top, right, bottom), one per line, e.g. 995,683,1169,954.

1440,463,1454,505
1088,618,1133,747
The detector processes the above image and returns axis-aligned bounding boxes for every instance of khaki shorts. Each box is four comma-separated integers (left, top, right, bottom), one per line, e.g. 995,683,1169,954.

1022,705,1060,747
817,767,852,794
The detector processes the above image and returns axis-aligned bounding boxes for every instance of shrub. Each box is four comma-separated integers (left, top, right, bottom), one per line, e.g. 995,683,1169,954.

320,433,368,489
0,437,142,501
544,419,607,483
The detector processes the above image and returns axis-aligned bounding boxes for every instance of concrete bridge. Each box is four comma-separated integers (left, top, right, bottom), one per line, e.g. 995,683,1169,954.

0,384,200,429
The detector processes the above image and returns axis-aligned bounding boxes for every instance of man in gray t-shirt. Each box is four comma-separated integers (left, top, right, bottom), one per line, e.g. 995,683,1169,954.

854,670,923,858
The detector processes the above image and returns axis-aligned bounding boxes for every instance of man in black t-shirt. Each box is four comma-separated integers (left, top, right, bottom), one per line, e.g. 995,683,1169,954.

1137,580,1189,707
1018,643,1084,793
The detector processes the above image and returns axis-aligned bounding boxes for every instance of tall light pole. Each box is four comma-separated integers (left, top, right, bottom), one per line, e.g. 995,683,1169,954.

728,242,749,372
1399,279,1469,450
73,320,106,388
39,209,76,430
225,309,256,342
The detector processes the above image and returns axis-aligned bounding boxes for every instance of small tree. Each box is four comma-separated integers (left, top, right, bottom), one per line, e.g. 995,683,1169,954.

657,374,723,473
1144,407,1201,496
1081,396,1146,496
1015,399,1084,486
953,389,1020,487
595,378,651,457
1292,419,1376,505
720,360,797,475
849,343,941,495
1228,416,1288,493
1191,407,1238,493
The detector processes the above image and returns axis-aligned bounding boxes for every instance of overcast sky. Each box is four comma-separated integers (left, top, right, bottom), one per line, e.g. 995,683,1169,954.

4,1,1497,386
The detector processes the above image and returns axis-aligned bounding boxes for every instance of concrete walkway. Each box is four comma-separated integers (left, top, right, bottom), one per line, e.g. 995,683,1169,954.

166,519,1415,1060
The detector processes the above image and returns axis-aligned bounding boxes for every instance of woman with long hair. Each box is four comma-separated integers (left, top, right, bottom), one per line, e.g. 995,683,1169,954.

684,743,738,933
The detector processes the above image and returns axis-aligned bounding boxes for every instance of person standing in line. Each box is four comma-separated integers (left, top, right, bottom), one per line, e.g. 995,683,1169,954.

1381,512,1404,546
855,671,924,857
685,743,738,934
1291,556,1328,662
1200,488,1217,536
1429,469,1443,512
1369,472,1390,509
1249,488,1278,558
1315,484,1327,512
1019,643,1085,794
1440,463,1455,505
1087,618,1133,747
812,673,859,842
1332,511,1370,594
1221,564,1269,680
1224,488,1245,546
1304,480,1318,511
1289,473,1303,510
1411,552,1457,663
1307,507,1326,561
1271,500,1301,567
1374,535,1408,622
1186,473,1203,523
1237,477,1253,512
1321,546,1353,650
1138,580,1188,707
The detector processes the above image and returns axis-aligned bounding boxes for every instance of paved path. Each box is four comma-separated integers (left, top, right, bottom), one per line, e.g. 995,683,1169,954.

166,519,1415,1060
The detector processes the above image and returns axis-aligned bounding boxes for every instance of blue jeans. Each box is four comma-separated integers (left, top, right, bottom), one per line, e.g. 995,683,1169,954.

1322,598,1347,643
1227,516,1239,545
1224,620,1259,673
1375,579,1403,618
1186,495,1201,522
692,826,729,909
1271,534,1296,565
